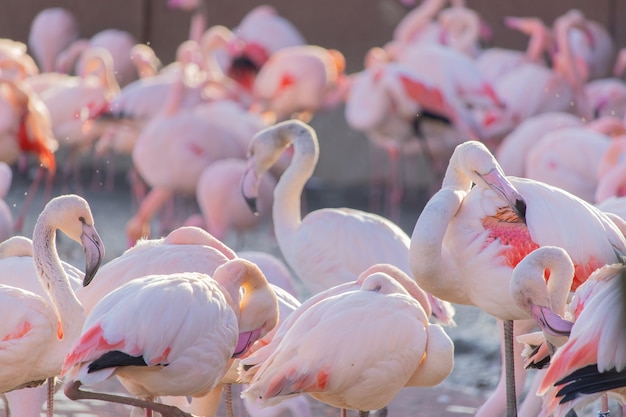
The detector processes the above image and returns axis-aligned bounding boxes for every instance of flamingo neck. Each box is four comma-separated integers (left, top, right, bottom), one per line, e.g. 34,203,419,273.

32,213,85,347
273,131,318,240
409,187,469,304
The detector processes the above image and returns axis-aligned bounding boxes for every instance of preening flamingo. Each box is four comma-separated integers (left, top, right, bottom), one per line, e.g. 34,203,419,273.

511,246,626,415
241,269,454,416
63,258,279,417
537,262,626,416
240,119,455,324
0,194,104,417
239,262,436,386
409,140,626,416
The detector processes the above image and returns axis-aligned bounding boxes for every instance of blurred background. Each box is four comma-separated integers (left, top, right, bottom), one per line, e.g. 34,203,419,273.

1,0,624,188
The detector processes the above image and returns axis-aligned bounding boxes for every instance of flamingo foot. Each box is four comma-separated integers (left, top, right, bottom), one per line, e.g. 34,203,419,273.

64,381,195,417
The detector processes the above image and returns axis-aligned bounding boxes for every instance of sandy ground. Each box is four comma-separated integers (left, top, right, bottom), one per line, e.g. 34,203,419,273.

1,150,584,417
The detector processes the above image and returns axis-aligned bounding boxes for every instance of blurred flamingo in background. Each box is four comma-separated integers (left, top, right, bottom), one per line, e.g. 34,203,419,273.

0,76,57,231
27,7,80,74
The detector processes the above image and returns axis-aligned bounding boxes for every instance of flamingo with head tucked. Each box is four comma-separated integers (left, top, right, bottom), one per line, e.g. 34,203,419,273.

62,258,279,417
241,269,454,417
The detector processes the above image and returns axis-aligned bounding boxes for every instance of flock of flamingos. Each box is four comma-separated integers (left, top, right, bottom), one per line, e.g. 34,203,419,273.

2,0,626,416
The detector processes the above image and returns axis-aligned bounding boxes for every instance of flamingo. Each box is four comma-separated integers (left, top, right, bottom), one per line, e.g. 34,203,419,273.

0,77,58,231
27,7,80,73
537,262,626,416
495,112,583,178
240,119,455,324
409,140,626,416
250,44,349,123
77,225,236,315
0,194,104,417
510,246,625,415
237,250,300,300
239,262,437,385
241,269,454,416
62,258,279,417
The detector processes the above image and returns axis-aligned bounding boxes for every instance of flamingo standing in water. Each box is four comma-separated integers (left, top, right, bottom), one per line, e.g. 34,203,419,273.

409,140,626,416
240,119,455,324
241,268,454,417
27,7,80,74
0,194,104,417
62,258,279,417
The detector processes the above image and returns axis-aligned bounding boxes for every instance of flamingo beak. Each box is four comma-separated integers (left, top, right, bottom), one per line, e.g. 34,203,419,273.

81,224,104,286
232,328,263,358
479,168,527,221
530,304,574,337
241,160,260,216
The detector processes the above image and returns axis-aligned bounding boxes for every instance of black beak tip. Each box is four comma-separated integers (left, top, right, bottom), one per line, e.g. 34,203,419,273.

244,196,259,216
515,199,527,222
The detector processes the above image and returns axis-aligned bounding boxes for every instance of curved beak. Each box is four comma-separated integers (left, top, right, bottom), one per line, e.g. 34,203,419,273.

240,160,260,216
81,224,104,286
232,328,263,358
531,304,573,337
479,167,527,222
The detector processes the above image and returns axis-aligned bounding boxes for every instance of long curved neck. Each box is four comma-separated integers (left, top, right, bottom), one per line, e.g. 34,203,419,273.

409,187,469,304
273,129,318,240
32,213,85,347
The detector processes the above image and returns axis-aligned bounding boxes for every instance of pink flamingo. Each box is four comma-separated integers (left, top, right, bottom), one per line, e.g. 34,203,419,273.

27,7,80,73
536,261,626,416
241,268,454,417
127,77,247,244
495,111,583,178
77,225,236,314
596,160,626,204
237,250,300,300
524,116,626,203
0,194,104,417
241,119,455,324
409,140,626,416
475,16,552,83
251,44,349,123
62,258,279,417
511,245,625,415
0,77,57,231
345,58,481,218
0,39,40,80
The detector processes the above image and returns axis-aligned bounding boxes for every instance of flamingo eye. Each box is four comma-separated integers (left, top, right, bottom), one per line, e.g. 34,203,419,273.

79,216,85,223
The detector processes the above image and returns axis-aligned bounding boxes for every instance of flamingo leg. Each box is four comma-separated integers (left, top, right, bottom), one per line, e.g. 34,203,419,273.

1,393,9,417
46,377,54,417
224,383,234,417
341,408,347,417
64,381,193,417
504,320,518,417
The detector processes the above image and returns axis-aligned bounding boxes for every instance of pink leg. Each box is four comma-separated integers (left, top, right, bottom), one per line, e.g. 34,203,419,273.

126,187,173,246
